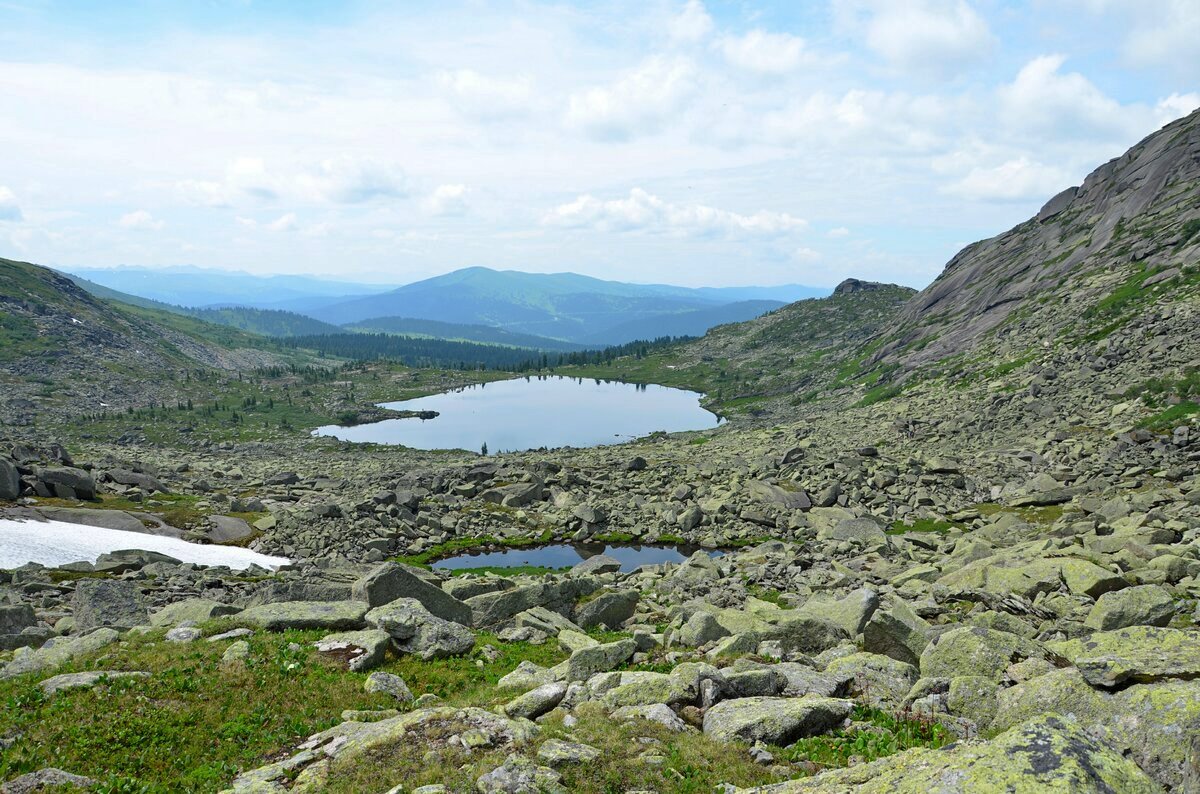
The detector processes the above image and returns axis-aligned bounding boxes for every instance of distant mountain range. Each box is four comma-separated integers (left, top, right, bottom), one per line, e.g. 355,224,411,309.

58,264,827,346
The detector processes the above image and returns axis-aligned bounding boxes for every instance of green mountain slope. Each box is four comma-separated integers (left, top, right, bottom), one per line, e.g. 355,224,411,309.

345,316,588,352
309,266,788,342
67,275,343,337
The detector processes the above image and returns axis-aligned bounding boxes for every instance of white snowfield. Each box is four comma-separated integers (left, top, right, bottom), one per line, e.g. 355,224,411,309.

0,518,288,570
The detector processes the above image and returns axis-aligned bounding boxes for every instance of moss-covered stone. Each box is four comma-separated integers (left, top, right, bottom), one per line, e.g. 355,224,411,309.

919,627,1047,682
1049,626,1200,687
739,714,1161,793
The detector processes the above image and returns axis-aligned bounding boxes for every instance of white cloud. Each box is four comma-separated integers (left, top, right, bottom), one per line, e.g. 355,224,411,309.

297,156,408,204
942,156,1071,201
0,187,21,221
423,184,469,216
179,156,407,208
118,209,164,230
669,0,713,43
857,0,995,77
827,227,850,238
759,89,951,153
794,247,821,261
997,55,1131,140
1155,93,1200,126
542,188,805,237
565,56,697,140
266,213,298,233
1120,0,1200,75
436,69,534,119
719,30,807,74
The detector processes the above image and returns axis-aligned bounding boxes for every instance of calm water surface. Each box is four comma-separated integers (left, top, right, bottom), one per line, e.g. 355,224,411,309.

314,375,721,452
432,543,722,573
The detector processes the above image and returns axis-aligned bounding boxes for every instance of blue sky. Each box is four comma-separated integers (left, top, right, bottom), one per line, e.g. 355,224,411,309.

0,0,1196,288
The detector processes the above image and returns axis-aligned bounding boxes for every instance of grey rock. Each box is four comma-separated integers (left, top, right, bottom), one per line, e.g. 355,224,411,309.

365,671,414,702
366,598,475,660
72,580,147,633
1084,585,1175,631
240,600,369,632
314,629,392,671
574,590,638,630
701,696,854,745
38,670,148,696
0,458,19,500
503,681,568,720
352,562,472,625
0,768,96,793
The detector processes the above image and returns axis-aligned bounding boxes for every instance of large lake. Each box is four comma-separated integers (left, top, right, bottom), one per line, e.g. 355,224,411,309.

313,375,722,452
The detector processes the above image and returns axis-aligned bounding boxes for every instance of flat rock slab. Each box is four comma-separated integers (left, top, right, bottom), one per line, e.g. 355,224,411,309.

1049,626,1200,687
240,600,369,632
0,767,96,793
39,670,149,696
702,696,853,745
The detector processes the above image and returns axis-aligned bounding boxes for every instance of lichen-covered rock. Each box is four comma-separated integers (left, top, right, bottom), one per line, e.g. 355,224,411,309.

573,589,638,630
364,671,413,702
149,599,241,628
761,615,850,655
1049,626,1200,687
365,598,475,660
797,588,879,637
739,714,1161,793
862,600,932,666
0,767,96,793
945,676,998,729
503,682,568,720
1084,585,1175,631
536,739,601,765
824,652,917,707
920,627,1046,682
990,668,1108,734
702,696,854,745
497,661,555,693
475,753,565,794
0,629,120,680
240,600,368,632
558,639,636,682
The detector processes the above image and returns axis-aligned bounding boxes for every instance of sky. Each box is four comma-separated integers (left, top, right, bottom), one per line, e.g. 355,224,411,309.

0,1,1196,289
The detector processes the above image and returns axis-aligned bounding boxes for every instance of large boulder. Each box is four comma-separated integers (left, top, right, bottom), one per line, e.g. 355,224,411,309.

824,652,918,707
72,580,147,633
761,614,850,655
206,515,254,544
818,518,887,547
0,458,19,500
502,681,568,720
920,627,1046,682
366,598,475,660
240,600,369,632
863,600,933,666
1049,626,1200,687
0,605,36,635
1084,585,1175,631
573,590,638,630
37,466,96,500
466,580,594,628
797,589,879,637
702,696,853,745
559,639,636,681
351,563,471,625
149,599,241,628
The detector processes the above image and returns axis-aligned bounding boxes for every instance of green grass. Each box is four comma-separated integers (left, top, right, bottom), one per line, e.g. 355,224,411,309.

0,623,566,792
776,705,950,771
393,531,554,569
854,383,903,408
887,519,958,535
1137,401,1200,430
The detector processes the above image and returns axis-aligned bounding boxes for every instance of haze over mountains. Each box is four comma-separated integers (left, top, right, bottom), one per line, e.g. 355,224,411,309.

57,264,824,346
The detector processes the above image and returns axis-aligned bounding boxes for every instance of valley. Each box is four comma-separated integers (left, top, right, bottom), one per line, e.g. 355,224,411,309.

0,75,1198,794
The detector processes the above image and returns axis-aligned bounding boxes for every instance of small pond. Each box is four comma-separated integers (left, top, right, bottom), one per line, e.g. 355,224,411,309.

313,375,722,452
432,542,722,573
